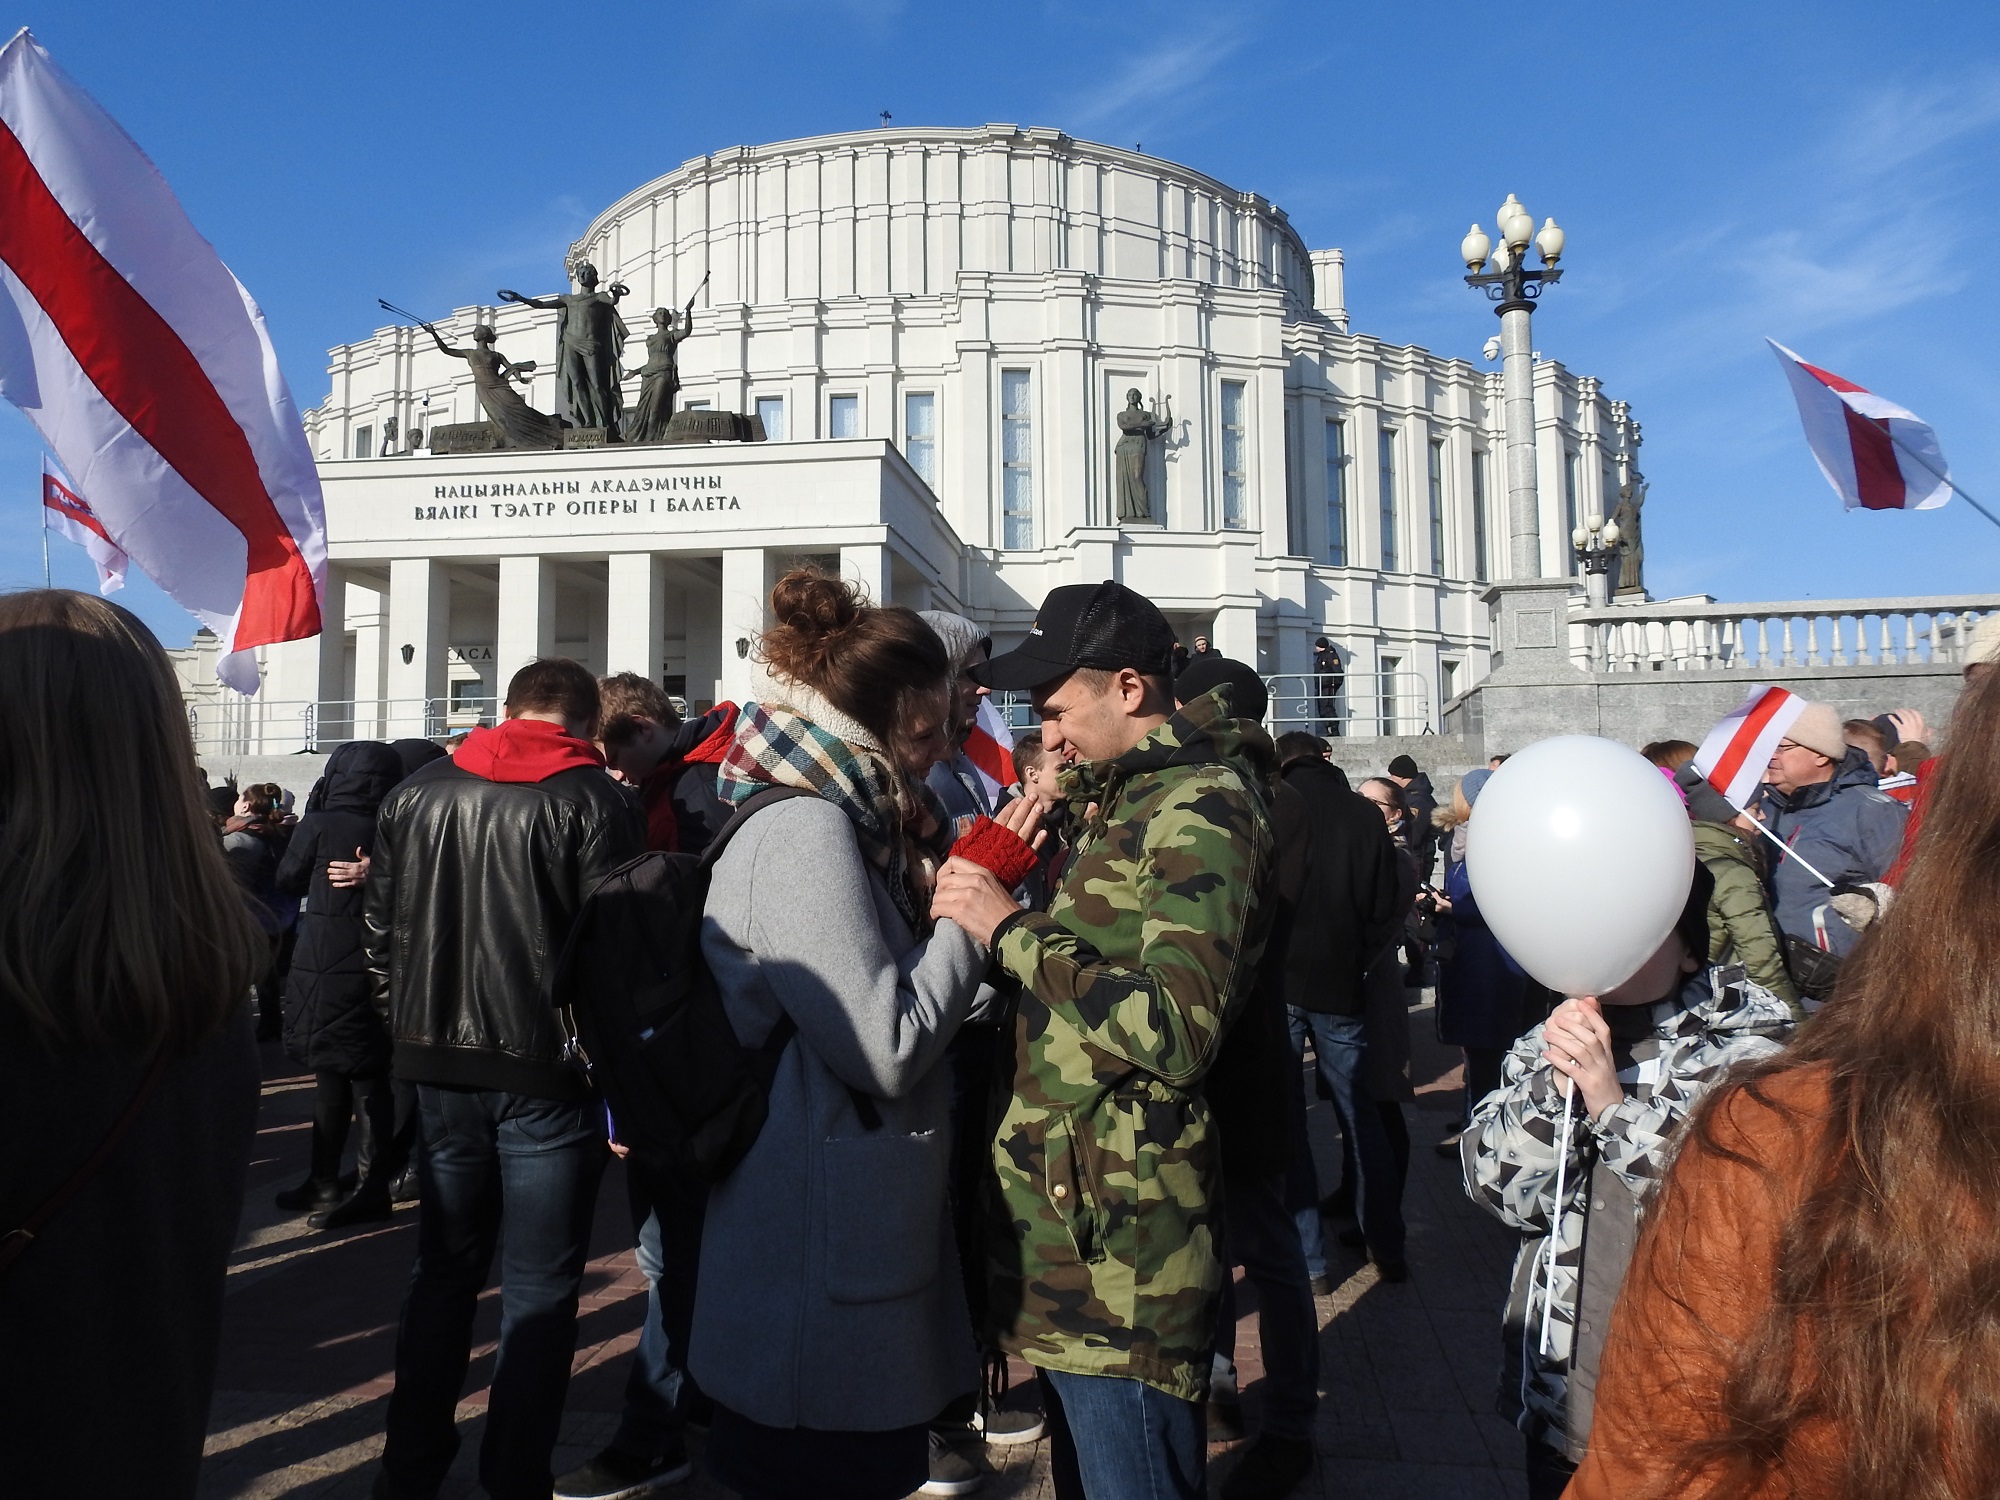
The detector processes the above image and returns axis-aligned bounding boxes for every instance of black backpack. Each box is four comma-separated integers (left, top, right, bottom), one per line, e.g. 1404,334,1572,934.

551,785,812,1181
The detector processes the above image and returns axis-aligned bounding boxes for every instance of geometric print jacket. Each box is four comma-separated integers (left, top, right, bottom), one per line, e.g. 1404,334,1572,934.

1460,966,1794,1452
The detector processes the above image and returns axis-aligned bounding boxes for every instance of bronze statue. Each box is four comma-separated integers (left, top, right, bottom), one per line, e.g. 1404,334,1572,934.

420,321,563,449
625,276,707,445
1114,388,1173,523
498,262,630,438
1611,424,1647,596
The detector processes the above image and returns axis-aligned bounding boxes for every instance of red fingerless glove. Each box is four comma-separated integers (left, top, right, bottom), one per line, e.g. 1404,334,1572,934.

950,816,1039,889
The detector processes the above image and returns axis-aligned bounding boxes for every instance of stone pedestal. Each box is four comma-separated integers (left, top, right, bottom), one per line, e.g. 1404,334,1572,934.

428,422,504,455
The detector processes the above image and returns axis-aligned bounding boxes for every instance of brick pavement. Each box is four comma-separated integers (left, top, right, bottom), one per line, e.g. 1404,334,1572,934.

200,999,1527,1498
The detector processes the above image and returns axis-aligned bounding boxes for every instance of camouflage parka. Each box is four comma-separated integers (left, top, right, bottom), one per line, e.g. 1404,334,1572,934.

983,686,1275,1401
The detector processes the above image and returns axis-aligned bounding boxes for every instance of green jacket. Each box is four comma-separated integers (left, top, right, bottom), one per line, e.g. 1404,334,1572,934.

1691,819,1800,1015
984,687,1275,1400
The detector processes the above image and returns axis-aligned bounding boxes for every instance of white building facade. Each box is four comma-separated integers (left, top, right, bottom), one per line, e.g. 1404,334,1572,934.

239,124,1639,748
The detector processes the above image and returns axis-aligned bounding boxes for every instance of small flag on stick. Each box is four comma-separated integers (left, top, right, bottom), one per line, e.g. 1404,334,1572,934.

961,697,1020,808
1693,684,1806,811
42,454,126,593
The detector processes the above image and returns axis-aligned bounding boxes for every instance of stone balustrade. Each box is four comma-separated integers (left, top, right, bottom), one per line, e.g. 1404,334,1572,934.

1571,595,2000,675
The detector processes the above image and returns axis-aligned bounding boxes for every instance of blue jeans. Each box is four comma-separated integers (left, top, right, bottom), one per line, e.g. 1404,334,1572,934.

611,1156,707,1459
1038,1368,1205,1500
380,1086,606,1500
1215,1168,1320,1440
1287,1008,1407,1276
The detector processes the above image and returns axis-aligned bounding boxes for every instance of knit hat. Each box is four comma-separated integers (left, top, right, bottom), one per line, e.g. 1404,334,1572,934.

1457,767,1493,806
1673,760,1739,824
1787,702,1847,762
1968,613,2000,666
1172,655,1268,721
1387,754,1420,778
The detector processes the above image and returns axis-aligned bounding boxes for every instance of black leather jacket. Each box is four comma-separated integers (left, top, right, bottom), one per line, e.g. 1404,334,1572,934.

364,757,644,1100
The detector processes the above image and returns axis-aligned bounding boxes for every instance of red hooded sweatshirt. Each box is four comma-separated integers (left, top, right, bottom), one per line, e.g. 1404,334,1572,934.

636,703,740,852
454,718,607,783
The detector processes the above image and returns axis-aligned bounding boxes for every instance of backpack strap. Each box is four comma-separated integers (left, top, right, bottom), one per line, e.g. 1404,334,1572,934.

0,1049,170,1276
701,785,884,1131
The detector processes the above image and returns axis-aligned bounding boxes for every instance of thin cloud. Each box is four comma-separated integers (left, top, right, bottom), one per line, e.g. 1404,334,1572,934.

1060,23,1247,136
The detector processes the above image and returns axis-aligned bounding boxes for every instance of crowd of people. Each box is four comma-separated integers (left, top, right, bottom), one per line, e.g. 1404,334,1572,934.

5,579,2000,1500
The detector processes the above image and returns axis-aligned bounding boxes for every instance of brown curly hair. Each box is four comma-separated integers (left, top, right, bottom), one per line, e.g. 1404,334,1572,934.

756,568,949,765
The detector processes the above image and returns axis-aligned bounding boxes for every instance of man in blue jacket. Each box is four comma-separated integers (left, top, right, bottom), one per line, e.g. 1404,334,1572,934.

1755,700,1907,960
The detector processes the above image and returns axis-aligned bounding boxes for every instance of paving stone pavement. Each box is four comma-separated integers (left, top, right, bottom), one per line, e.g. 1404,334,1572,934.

201,996,1527,1498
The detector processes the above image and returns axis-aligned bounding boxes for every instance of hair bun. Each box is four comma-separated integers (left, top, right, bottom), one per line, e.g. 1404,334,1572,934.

768,569,861,640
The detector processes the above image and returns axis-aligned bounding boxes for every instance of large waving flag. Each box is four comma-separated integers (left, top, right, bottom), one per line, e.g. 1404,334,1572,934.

1693,684,1806,810
42,453,126,593
1769,340,1952,513
0,30,324,691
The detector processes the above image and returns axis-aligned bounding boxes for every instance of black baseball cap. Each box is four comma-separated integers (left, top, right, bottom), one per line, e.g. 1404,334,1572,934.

1173,655,1268,720
972,580,1179,692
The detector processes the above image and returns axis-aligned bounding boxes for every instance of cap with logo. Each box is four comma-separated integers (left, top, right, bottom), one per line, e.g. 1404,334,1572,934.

970,579,1179,692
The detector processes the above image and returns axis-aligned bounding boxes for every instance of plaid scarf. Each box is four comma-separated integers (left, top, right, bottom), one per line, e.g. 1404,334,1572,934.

717,692,941,930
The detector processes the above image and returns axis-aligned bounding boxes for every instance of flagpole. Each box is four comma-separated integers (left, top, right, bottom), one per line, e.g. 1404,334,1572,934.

1745,814,1836,889
38,484,48,588
1888,433,2000,534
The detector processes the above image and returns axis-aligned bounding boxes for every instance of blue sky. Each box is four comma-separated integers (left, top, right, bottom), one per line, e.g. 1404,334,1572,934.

6,0,1999,644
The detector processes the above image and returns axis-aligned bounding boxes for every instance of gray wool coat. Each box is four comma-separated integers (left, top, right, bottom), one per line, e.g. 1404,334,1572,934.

689,794,987,1431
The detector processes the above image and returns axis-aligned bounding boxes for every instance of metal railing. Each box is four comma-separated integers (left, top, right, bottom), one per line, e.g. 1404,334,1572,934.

1571,595,2000,675
992,670,1434,740
187,696,499,756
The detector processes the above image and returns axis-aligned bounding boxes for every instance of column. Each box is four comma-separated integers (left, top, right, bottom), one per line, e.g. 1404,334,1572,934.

719,547,771,705
1499,300,1541,580
385,558,448,737
497,554,556,686
349,579,385,741
605,552,666,681
840,542,891,606
314,562,347,716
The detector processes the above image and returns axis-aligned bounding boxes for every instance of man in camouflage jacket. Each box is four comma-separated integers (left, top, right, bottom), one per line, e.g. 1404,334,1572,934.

934,580,1274,1500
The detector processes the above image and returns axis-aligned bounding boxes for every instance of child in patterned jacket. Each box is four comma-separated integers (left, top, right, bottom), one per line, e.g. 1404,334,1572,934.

1459,864,1795,1500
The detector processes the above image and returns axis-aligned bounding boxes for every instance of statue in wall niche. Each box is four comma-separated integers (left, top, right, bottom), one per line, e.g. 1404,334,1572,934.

499,261,631,438
1114,388,1173,524
421,320,564,449
1611,423,1648,596
625,276,708,445
380,415,398,456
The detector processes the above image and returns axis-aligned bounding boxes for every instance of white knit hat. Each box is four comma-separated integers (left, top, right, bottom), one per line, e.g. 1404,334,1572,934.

1788,702,1848,762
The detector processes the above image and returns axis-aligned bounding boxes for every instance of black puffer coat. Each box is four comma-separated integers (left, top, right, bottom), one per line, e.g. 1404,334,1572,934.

277,742,405,1073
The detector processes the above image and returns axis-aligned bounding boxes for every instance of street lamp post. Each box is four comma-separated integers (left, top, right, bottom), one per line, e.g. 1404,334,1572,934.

1460,196,1565,581
1571,517,1622,608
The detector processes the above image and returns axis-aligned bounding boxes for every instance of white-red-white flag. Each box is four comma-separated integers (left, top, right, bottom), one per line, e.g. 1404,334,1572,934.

0,30,325,692
963,697,1020,807
1693,684,1807,810
42,453,125,593
1769,340,1952,514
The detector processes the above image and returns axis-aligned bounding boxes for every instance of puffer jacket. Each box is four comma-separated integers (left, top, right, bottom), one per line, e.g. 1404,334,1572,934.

364,719,644,1101
1691,820,1799,1014
984,686,1275,1401
1754,747,1907,957
276,741,405,1072
1461,966,1794,1459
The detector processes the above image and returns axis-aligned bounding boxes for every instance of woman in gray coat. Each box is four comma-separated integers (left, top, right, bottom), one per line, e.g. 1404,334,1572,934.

693,569,988,1500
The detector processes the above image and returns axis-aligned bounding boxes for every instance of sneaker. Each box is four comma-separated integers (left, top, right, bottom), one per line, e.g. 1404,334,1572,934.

1220,1433,1315,1500
973,1402,1045,1446
919,1429,985,1495
1308,1272,1335,1296
553,1442,692,1500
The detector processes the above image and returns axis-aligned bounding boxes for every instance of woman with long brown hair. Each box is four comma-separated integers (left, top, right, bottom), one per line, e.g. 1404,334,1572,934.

1571,663,2000,1499
0,590,267,1497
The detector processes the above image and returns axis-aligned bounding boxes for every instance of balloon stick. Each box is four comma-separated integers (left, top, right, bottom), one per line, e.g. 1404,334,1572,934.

1743,815,1836,889
1539,1076,1577,1358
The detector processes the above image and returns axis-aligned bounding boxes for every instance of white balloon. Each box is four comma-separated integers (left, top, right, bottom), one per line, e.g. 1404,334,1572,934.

1464,735,1696,998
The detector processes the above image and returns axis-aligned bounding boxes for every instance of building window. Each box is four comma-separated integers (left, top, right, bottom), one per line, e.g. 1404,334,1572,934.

904,392,937,487
353,425,373,460
1378,428,1399,572
1472,449,1490,583
1221,380,1248,529
1380,653,1401,736
1427,438,1447,577
755,396,786,442
829,394,860,438
684,399,710,412
1001,370,1034,549
1325,418,1348,566
1564,449,1581,575
1284,406,1300,553
1441,658,1459,702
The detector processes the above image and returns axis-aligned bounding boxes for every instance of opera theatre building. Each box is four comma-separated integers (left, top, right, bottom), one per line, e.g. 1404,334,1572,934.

232,124,1642,745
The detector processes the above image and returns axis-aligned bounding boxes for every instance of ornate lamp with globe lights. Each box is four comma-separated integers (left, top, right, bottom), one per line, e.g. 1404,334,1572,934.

1459,196,1566,581
1571,516,1623,607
